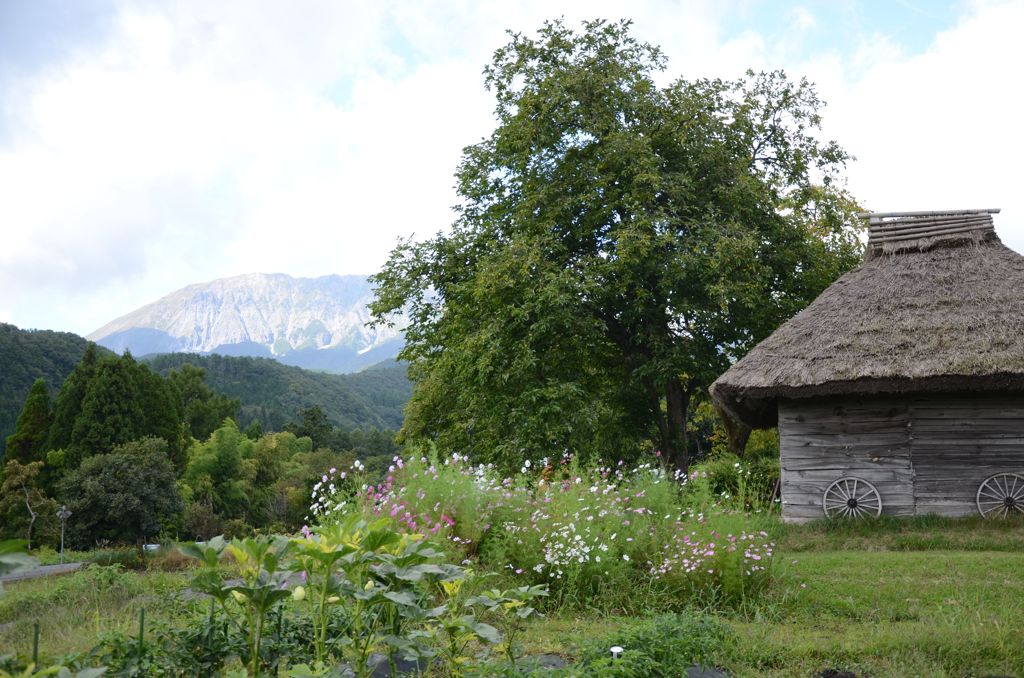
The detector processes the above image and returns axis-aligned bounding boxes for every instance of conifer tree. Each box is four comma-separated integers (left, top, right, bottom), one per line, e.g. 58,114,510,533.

4,378,52,465
67,357,145,468
46,343,100,452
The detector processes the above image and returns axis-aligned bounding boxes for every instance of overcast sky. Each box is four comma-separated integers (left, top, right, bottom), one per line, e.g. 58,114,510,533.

0,0,1019,335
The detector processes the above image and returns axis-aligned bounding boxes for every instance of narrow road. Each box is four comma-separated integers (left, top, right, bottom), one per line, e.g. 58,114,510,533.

0,562,82,583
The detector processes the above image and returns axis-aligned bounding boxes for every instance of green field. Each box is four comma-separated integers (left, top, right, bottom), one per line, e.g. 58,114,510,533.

3,518,1023,677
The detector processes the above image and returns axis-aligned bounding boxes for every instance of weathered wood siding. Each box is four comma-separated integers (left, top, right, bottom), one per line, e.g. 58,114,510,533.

779,397,914,523
779,393,1024,522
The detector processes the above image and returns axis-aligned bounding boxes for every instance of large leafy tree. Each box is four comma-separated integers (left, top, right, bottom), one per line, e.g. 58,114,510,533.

60,437,183,558
371,19,862,471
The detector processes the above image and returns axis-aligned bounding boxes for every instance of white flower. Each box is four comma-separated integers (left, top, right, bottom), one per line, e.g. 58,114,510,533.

622,554,630,562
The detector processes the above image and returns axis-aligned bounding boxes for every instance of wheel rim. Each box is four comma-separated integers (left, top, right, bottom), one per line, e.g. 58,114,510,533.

823,477,882,519
976,473,1024,519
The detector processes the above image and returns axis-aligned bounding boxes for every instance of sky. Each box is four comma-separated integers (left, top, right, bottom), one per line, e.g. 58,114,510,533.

0,0,1020,336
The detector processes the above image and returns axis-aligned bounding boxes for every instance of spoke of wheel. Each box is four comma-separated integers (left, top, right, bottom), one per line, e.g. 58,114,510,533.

980,486,1003,500
982,503,1002,517
997,475,1008,498
1010,475,1019,498
852,479,859,502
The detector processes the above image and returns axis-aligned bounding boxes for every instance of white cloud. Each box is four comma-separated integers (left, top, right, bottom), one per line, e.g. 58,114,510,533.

809,1,1024,251
1,0,1021,335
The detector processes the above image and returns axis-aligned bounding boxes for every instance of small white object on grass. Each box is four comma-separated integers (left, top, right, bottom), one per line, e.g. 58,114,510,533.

610,646,624,659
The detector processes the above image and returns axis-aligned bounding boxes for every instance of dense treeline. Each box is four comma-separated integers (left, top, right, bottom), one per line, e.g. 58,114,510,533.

0,323,113,458
0,348,401,555
145,353,411,431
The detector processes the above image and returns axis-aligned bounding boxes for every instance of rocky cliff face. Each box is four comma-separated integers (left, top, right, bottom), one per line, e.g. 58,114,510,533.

88,273,404,373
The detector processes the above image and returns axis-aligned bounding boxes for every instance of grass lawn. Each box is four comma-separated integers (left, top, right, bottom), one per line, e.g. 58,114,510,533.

725,550,1024,677
520,518,1024,678
3,518,1023,677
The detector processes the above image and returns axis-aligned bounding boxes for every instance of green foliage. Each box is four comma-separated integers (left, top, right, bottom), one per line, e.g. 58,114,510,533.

0,325,108,461
327,453,777,613
182,420,252,521
0,461,57,548
166,364,239,443
283,406,333,451
173,520,522,678
371,19,863,471
59,438,183,554
63,355,184,471
577,613,731,676
4,380,52,466
181,420,319,535
145,353,410,432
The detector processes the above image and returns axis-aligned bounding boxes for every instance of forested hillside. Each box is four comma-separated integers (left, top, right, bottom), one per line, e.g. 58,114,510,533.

0,323,113,458
144,353,411,432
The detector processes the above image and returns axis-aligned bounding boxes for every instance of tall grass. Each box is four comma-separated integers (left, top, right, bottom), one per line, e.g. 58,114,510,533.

311,451,778,613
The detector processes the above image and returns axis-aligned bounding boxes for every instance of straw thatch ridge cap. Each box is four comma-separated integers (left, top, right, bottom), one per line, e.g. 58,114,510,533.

862,208,1000,259
710,210,1024,429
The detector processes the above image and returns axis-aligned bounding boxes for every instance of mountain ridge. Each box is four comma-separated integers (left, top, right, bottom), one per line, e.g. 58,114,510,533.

88,272,404,373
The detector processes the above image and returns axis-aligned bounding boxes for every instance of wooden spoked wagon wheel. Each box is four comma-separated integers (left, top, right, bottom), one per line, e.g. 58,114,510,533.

976,473,1024,518
822,477,882,518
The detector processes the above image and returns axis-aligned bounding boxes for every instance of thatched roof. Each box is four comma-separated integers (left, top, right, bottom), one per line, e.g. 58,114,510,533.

710,209,1024,428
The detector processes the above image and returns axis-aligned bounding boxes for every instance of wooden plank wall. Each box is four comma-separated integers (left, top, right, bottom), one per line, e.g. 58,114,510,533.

779,393,1024,522
779,397,914,523
911,394,1024,516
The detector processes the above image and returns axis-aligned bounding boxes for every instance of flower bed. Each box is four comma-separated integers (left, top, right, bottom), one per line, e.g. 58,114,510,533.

311,451,777,611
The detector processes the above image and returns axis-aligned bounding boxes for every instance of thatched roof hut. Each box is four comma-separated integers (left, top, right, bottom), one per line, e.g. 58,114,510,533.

711,208,1024,428
711,209,1024,521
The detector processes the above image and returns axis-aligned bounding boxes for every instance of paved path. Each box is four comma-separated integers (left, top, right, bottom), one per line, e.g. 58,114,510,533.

0,562,82,583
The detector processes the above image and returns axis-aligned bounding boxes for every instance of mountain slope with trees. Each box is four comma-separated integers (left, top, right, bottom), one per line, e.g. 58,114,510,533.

0,323,113,459
144,353,411,432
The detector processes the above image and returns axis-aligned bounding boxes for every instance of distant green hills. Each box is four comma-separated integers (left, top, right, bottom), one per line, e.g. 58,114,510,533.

0,323,111,458
144,353,411,432
0,322,410,459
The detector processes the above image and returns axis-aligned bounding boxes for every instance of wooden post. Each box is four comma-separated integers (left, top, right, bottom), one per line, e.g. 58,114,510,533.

137,608,145,657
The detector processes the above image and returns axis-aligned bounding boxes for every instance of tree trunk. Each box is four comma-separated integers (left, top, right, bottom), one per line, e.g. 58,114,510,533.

662,377,690,474
22,485,37,551
715,404,752,455
641,376,669,445
136,534,145,563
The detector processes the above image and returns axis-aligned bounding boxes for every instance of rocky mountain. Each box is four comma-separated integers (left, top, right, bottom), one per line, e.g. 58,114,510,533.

88,273,404,373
